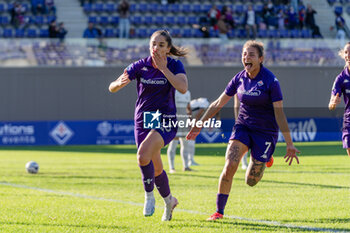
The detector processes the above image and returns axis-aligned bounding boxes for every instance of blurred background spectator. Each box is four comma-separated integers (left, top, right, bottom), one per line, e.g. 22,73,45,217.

83,22,100,38
118,0,130,39
244,5,257,39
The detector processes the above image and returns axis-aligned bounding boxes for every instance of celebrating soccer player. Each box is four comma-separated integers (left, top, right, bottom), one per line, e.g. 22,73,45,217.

109,30,188,221
329,42,350,157
186,40,300,221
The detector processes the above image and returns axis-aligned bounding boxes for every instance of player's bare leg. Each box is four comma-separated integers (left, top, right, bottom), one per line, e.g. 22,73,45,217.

245,157,266,187
218,140,248,194
208,140,248,221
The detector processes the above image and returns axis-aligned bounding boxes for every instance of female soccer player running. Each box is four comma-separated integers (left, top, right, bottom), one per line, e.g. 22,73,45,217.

186,40,300,221
109,30,188,221
329,42,350,157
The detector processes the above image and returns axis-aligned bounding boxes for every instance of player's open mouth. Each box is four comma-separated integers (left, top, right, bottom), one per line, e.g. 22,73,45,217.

244,62,252,69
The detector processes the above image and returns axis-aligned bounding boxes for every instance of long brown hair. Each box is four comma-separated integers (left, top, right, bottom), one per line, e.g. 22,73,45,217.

151,30,188,57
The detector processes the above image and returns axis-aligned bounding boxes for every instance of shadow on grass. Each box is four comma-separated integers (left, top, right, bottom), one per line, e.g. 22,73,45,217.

0,221,129,231
172,173,350,189
278,218,350,224
174,218,350,232
0,143,346,156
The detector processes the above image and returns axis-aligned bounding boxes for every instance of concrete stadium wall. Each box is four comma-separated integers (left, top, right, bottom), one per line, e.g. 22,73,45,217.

0,66,344,121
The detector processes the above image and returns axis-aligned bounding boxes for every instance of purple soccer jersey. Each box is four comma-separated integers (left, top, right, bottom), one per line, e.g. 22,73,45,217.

331,67,350,148
126,56,186,146
225,65,283,134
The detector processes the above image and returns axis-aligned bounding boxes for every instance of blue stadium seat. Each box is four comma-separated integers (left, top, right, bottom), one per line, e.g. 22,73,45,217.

181,4,191,13
193,29,204,38
300,29,311,38
154,16,164,25
267,29,278,38
98,16,109,25
237,28,247,38
235,4,245,14
290,29,300,38
279,29,289,38
159,4,170,13
136,28,147,38
22,3,29,12
15,28,25,38
171,28,181,37
39,29,49,38
149,3,159,13
209,28,218,37
104,28,114,37
142,16,153,25
0,3,5,13
83,3,92,13
131,16,142,25
335,6,343,15
254,4,263,13
227,29,235,38
7,3,13,11
110,16,119,25
192,4,201,13
258,29,267,38
175,16,186,25
3,28,13,38
165,16,175,25
34,15,44,25
105,3,115,13
182,28,192,38
148,28,158,37
27,29,37,38
169,3,180,13
93,3,104,13
138,3,148,13
129,4,137,13
0,16,9,25
187,16,198,25
88,16,97,24
46,15,56,24
202,4,212,13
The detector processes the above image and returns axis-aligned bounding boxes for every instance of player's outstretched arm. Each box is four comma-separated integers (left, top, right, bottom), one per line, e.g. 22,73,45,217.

273,100,300,165
109,70,131,93
328,93,341,111
186,92,231,140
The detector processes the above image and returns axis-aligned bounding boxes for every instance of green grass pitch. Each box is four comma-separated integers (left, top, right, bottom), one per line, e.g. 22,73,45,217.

0,141,349,232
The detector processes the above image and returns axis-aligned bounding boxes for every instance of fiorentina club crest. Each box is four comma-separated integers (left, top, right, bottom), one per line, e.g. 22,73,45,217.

49,121,74,145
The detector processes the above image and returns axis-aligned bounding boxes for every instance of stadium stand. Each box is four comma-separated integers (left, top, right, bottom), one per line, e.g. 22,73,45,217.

81,0,315,39
0,0,56,38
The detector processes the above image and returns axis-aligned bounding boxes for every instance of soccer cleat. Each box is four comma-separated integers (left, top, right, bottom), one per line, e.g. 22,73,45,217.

266,156,274,168
183,167,192,172
143,194,155,217
162,196,178,221
169,169,176,174
207,212,223,221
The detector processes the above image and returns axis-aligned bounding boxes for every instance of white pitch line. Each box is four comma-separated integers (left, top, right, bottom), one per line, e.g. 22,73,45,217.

1,181,349,233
